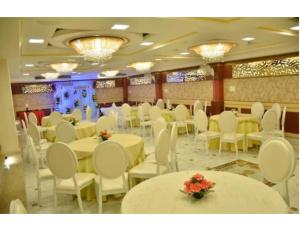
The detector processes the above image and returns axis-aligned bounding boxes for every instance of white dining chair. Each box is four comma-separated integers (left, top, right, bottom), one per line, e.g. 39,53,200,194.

251,102,265,120
271,103,282,129
28,112,48,135
149,106,162,121
96,116,115,134
27,136,53,206
23,112,29,128
46,142,96,213
92,141,129,213
86,106,92,121
218,111,245,158
129,129,171,188
49,111,63,126
274,106,287,137
55,121,76,143
153,117,167,143
9,199,28,214
194,110,220,154
72,108,82,121
141,102,151,119
21,120,30,161
108,110,119,132
174,104,189,135
246,109,278,152
166,99,172,110
121,103,135,128
156,98,165,110
203,101,208,113
258,137,296,206
138,105,151,136
186,100,203,127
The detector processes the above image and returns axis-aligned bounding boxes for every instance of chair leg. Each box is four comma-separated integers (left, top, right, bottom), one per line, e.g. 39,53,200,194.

285,180,290,207
218,141,222,155
186,125,188,136
245,137,248,152
234,142,239,159
129,176,134,189
37,180,41,206
76,191,84,214
205,140,209,155
53,182,57,213
97,190,103,213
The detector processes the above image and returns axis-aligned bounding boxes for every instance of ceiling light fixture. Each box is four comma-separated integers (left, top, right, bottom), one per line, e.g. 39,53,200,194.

91,62,99,66
180,52,190,55
29,38,44,44
155,58,162,61
242,37,256,41
23,73,30,76
190,42,237,60
69,36,128,63
278,31,294,36
25,64,34,67
41,72,60,79
130,62,154,73
101,70,119,77
140,41,154,46
50,63,78,74
290,25,299,31
111,24,130,30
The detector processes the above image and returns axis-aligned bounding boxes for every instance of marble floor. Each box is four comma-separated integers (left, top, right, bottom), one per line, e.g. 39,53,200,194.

23,127,299,214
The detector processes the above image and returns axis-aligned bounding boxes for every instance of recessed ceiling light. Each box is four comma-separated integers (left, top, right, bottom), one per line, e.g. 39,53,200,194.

25,64,34,67
155,58,162,61
140,41,154,46
23,73,30,76
29,38,44,44
278,31,294,36
242,37,256,41
111,24,130,30
290,25,299,31
91,62,99,66
180,52,190,55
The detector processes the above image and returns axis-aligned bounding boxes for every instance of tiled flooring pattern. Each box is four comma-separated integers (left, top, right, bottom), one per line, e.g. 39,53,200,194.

24,127,299,214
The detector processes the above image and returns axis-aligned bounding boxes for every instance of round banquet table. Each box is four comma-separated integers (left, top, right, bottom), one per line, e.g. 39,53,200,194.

209,113,260,151
45,121,96,142
121,171,288,214
68,133,145,200
41,114,72,127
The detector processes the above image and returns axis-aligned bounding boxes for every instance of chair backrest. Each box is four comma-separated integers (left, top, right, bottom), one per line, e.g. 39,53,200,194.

28,112,38,125
27,136,40,171
218,111,237,133
166,99,172,110
261,109,278,132
96,116,114,134
258,137,296,183
281,106,287,131
93,141,128,179
156,98,165,110
55,121,76,143
86,106,92,121
149,106,162,121
153,117,167,141
49,111,62,126
141,102,151,115
47,142,78,179
203,101,208,113
193,100,202,115
251,102,265,119
170,122,178,166
23,112,29,127
108,110,118,129
72,108,82,121
174,104,189,121
27,121,41,145
194,109,208,132
121,103,131,117
155,129,171,166
138,105,146,122
9,199,28,214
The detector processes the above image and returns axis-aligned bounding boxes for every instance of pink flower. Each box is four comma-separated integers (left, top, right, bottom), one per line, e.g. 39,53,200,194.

190,183,202,193
193,173,203,181
184,180,192,193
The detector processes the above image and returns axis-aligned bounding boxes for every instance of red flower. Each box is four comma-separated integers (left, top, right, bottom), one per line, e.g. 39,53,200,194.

184,180,192,193
193,173,204,181
190,183,202,193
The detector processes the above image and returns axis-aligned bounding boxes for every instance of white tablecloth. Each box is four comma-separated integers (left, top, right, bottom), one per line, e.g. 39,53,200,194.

41,114,72,127
121,171,288,214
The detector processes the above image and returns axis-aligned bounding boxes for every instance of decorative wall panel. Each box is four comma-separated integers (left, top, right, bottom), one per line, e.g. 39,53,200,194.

95,87,123,103
22,84,53,93
232,57,299,78
128,84,156,102
95,80,116,88
13,93,54,112
130,74,154,85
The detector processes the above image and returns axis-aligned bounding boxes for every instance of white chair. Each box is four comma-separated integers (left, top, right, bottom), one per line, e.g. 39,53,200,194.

49,111,62,126
27,136,53,206
141,102,151,119
251,102,265,120
96,116,115,134
46,142,96,213
156,98,165,110
274,106,287,137
258,137,296,206
72,108,82,121
149,106,162,122
86,106,92,121
138,106,152,136
9,199,28,214
108,110,119,132
153,117,167,143
271,103,282,129
166,99,172,110
129,129,171,188
92,141,129,213
203,101,208,113
246,109,278,152
55,121,76,143
186,100,203,127
28,112,48,134
21,120,30,161
23,112,29,128
194,110,220,154
121,103,135,128
174,104,189,135
218,111,245,158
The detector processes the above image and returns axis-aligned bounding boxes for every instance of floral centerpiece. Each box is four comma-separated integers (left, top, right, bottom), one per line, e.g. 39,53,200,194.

181,173,215,200
98,130,111,142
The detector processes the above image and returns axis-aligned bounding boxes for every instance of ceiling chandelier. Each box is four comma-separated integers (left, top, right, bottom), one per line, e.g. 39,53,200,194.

50,63,78,73
130,62,154,73
190,42,237,61
69,36,127,63
197,64,214,77
101,70,119,78
41,72,60,79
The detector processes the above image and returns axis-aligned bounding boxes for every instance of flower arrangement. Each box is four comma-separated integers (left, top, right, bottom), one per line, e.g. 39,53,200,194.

98,130,111,141
182,173,215,200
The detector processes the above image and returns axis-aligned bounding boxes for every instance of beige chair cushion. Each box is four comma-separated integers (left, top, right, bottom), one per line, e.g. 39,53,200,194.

95,173,128,192
129,162,168,178
56,173,95,191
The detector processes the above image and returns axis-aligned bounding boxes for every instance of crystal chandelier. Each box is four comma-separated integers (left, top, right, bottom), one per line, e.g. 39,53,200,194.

69,36,127,63
50,63,78,73
101,70,119,78
41,72,60,79
190,42,236,60
130,62,154,73
197,64,214,77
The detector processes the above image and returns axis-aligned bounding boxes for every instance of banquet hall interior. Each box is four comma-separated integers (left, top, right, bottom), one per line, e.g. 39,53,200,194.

0,17,299,214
